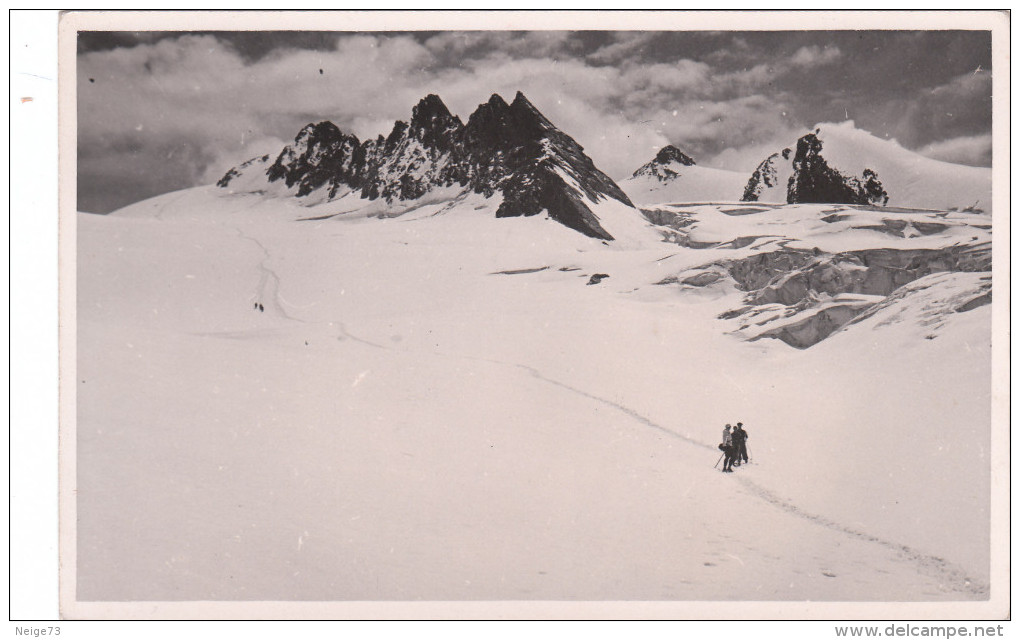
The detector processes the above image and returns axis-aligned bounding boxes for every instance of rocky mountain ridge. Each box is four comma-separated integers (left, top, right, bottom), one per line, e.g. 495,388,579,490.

742,130,888,206
622,121,990,212
219,101,992,240
736,122,990,211
218,92,635,240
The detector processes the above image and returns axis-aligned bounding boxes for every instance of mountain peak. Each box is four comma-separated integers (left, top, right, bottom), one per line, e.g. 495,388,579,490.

409,94,462,148
630,144,697,181
742,126,892,205
411,94,453,121
295,121,342,142
510,90,534,109
654,145,697,167
486,93,510,110
507,91,557,138
219,90,640,240
410,93,454,126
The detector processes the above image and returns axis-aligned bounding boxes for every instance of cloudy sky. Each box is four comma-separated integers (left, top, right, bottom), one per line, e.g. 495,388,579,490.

77,29,993,213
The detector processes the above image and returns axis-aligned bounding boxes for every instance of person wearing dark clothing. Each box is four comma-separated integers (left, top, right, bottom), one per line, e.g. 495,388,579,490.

721,424,736,472
732,423,749,466
734,426,750,465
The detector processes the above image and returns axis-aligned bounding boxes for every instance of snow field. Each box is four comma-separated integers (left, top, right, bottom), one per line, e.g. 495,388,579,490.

74,189,992,601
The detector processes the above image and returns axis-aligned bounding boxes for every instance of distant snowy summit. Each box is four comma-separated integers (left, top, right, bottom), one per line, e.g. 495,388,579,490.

218,92,636,241
622,122,991,211
741,122,991,211
619,146,748,205
631,145,697,179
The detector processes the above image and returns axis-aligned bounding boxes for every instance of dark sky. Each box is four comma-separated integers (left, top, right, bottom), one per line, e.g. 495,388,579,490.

77,29,993,213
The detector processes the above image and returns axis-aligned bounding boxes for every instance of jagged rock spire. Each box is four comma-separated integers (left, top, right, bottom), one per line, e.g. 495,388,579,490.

218,91,638,240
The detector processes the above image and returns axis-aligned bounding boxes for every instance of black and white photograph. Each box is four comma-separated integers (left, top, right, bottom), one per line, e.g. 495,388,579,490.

46,10,1009,622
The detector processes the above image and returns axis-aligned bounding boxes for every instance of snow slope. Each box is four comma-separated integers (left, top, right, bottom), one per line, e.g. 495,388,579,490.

746,122,992,211
74,187,992,604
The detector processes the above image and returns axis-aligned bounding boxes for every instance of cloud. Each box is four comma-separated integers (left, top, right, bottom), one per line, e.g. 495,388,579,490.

586,32,659,65
78,31,994,212
869,70,993,151
916,133,993,167
651,96,787,145
927,69,992,101
708,132,799,174
77,33,446,211
615,60,712,101
74,33,858,210
658,96,802,172
423,31,581,64
789,45,842,68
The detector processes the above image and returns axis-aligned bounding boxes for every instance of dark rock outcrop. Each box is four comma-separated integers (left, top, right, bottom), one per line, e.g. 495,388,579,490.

742,132,889,206
631,145,697,182
787,133,888,206
216,154,270,188
218,92,635,240
265,122,365,198
742,150,790,202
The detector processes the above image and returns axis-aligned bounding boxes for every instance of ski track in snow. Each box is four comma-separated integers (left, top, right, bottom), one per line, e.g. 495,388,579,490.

231,226,305,322
331,319,988,598
732,477,988,598
510,358,988,598
511,361,714,452
335,322,390,350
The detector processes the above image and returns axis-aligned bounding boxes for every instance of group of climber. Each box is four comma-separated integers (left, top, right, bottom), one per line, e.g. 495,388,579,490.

718,422,749,472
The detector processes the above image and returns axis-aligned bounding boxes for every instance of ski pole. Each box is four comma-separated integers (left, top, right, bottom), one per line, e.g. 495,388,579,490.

714,453,723,469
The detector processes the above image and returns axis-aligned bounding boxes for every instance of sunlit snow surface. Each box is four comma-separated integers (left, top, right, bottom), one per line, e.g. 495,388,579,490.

76,186,991,601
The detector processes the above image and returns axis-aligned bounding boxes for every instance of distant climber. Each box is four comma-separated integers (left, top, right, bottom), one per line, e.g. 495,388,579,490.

732,422,749,466
720,424,735,472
